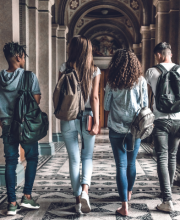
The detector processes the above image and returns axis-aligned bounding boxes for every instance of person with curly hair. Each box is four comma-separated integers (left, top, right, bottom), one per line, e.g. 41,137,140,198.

104,49,148,216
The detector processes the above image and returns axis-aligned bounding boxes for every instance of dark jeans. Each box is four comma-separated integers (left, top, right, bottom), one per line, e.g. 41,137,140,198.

109,128,141,202
153,119,180,201
2,125,39,202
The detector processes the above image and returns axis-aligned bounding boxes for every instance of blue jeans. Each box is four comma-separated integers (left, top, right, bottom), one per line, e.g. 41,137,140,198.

153,119,180,201
109,128,141,202
61,111,95,197
2,125,39,202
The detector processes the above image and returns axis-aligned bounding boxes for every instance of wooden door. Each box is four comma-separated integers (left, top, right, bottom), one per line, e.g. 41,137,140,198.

99,70,104,128
99,69,109,128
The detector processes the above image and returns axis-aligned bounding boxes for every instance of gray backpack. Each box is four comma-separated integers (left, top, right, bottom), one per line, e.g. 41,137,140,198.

53,68,85,121
123,77,155,152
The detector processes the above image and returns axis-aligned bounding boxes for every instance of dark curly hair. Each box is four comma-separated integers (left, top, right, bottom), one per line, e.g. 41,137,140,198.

3,42,28,61
107,49,143,90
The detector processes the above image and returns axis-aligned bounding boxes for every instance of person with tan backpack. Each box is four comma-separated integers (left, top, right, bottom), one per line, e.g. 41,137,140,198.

53,36,101,214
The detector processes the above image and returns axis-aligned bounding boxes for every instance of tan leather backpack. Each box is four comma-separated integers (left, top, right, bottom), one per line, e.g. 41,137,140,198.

53,68,85,121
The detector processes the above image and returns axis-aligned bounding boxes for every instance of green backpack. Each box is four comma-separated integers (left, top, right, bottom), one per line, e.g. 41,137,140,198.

10,71,49,144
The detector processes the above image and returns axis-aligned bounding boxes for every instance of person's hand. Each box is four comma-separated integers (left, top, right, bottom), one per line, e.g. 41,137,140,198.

89,123,99,136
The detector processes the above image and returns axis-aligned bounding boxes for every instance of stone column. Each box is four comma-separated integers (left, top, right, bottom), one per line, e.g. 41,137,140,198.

52,25,68,142
0,0,24,186
140,26,151,73
28,0,39,75
179,0,180,64
169,0,179,64
154,0,169,44
150,24,156,66
38,0,55,155
52,24,60,142
133,44,142,63
19,0,29,70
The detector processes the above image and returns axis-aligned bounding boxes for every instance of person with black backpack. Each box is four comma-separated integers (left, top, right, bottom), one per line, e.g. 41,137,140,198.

53,36,100,214
145,42,180,213
0,42,43,215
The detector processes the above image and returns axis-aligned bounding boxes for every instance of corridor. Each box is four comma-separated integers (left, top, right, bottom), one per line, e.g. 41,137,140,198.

0,130,180,220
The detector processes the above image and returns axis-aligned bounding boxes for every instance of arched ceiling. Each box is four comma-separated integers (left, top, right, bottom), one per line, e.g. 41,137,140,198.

79,19,133,48
57,0,152,48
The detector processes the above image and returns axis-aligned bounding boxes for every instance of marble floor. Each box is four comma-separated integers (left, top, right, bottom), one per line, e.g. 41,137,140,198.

0,130,180,219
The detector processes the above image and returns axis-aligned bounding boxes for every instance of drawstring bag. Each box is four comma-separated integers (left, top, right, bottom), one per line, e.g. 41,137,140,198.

123,77,155,152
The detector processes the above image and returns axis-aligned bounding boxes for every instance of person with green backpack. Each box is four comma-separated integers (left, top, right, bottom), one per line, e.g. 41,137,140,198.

145,42,180,213
0,42,44,215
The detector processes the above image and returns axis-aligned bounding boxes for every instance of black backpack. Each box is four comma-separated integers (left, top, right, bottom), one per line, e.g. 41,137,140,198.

10,71,49,144
155,64,180,113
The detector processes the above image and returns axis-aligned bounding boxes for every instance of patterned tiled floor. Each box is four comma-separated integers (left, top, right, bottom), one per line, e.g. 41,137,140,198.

0,130,180,219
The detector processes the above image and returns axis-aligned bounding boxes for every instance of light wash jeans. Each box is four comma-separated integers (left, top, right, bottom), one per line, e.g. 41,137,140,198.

61,111,95,197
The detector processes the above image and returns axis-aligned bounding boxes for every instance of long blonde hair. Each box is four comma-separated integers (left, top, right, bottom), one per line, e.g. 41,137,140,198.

67,36,96,102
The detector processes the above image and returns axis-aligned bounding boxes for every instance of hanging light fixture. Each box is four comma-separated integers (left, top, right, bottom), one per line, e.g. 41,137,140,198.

101,9,108,15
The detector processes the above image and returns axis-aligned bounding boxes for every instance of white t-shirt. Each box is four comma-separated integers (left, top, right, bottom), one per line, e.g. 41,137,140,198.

145,63,180,120
59,62,101,108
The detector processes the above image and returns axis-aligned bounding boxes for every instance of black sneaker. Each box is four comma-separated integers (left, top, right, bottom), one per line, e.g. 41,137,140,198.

20,196,40,209
7,202,21,216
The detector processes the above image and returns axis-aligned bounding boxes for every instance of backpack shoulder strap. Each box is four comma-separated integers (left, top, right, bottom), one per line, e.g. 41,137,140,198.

171,65,180,72
153,64,168,74
23,71,33,91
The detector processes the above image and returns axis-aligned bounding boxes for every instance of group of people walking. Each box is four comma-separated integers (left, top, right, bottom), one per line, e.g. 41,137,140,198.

0,36,179,217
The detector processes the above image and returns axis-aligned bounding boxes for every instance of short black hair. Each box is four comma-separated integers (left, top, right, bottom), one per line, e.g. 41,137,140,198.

154,42,171,54
3,42,28,61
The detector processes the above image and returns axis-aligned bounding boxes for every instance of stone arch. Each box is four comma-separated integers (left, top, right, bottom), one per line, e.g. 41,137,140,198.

78,20,133,48
58,0,150,26
66,0,141,43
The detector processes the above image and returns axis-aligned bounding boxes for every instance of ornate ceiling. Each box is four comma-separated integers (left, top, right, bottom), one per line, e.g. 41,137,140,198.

57,0,152,50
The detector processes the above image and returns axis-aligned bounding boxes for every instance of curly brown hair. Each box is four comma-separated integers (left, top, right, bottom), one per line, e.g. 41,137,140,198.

107,49,143,90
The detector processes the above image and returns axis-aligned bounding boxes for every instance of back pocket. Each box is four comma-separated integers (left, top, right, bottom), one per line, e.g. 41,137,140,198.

60,120,71,132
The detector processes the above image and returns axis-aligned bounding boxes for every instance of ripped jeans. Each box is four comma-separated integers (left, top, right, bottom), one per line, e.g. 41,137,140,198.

153,119,180,201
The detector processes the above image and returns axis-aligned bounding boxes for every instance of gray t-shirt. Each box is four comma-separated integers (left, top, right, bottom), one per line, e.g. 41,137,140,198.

0,68,41,119
145,63,180,120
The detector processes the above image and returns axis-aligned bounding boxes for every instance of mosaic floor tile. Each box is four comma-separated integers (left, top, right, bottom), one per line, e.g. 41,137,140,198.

0,130,180,219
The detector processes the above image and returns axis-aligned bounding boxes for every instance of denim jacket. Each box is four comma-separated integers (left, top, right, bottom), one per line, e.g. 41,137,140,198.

104,76,148,134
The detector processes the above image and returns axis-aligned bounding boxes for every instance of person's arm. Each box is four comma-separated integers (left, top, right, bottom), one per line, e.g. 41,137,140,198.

33,94,41,105
58,71,63,81
89,74,101,135
142,79,148,107
31,73,41,105
0,120,2,128
104,83,113,111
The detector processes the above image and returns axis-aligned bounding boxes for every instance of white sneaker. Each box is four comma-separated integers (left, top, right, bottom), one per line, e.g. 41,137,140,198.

156,200,174,213
81,191,91,213
75,203,83,214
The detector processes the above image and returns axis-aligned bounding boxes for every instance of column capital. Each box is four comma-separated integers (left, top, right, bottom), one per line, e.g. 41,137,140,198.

133,44,142,55
52,24,59,37
170,0,179,10
140,26,151,40
150,24,155,30
58,25,69,38
133,43,141,49
29,0,38,8
154,0,169,12
38,0,55,11
153,0,169,7
150,24,155,39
